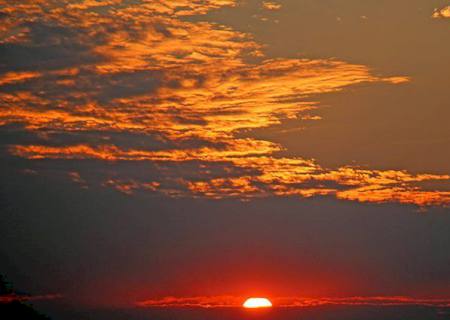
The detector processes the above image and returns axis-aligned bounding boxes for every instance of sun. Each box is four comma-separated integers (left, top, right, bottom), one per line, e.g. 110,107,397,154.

243,297,273,309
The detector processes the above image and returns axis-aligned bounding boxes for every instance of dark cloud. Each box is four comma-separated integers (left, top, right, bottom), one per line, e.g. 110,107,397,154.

0,23,101,73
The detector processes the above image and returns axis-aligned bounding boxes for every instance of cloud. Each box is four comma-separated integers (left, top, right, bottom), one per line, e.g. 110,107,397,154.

136,295,450,308
262,1,282,11
1,0,448,207
432,6,450,19
0,293,62,303
10,144,450,206
0,71,42,86
137,295,242,308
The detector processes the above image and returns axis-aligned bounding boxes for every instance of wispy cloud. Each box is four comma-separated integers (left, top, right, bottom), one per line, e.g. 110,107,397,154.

0,293,62,303
10,144,450,206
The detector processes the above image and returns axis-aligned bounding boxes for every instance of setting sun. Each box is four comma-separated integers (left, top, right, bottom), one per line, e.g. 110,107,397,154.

243,297,273,309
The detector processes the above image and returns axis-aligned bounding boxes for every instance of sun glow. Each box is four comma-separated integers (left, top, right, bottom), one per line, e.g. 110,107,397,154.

243,297,273,308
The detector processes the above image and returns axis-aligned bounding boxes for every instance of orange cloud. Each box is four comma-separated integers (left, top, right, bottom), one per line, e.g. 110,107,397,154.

1,0,447,207
10,144,450,206
0,0,404,140
432,6,450,19
262,1,282,11
10,140,280,161
0,71,42,86
103,179,160,195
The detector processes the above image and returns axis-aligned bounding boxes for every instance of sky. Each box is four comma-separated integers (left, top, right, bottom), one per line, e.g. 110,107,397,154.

0,0,450,312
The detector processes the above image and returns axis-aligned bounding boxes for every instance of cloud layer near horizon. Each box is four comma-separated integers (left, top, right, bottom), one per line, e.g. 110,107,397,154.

136,295,450,308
